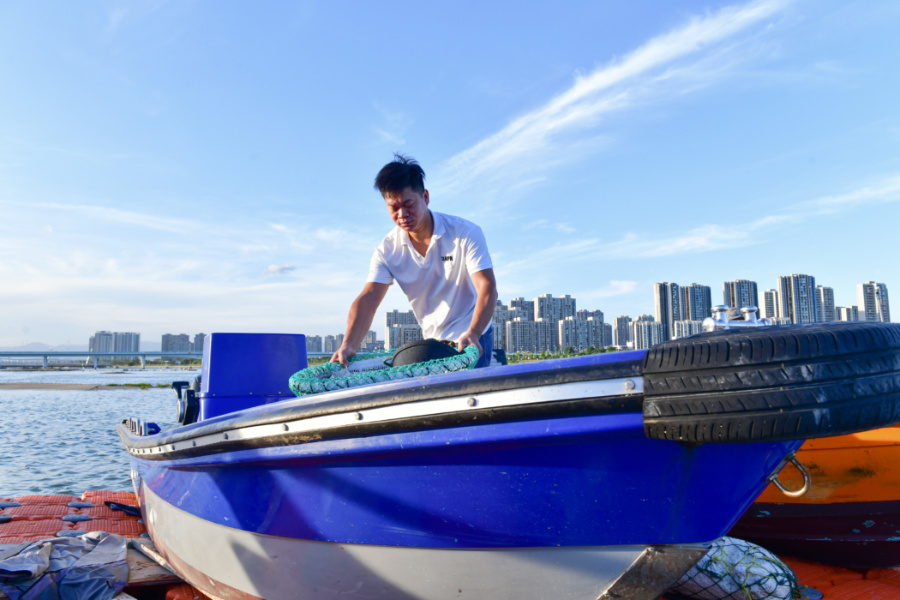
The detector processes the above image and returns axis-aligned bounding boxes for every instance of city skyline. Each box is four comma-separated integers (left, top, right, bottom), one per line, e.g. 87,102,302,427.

3,1,899,346
4,274,891,349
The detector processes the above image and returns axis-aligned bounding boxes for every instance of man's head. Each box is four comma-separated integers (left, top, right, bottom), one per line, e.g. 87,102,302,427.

375,154,431,235
374,153,426,196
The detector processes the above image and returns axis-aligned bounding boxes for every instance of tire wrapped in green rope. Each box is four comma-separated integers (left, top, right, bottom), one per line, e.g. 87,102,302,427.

289,344,480,397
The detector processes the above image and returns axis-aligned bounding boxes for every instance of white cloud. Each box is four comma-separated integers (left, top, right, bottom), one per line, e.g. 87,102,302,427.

372,102,412,147
263,264,296,274
500,173,900,277
35,202,192,233
522,219,577,234
433,0,790,202
804,177,900,213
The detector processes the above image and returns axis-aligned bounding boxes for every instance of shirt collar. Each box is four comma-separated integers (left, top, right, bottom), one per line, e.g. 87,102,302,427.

431,211,444,239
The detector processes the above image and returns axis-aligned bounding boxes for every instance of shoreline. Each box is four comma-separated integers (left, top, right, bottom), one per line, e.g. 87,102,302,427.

0,383,171,390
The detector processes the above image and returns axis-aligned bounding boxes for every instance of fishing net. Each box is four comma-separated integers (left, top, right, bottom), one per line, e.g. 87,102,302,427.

289,345,480,397
667,536,801,600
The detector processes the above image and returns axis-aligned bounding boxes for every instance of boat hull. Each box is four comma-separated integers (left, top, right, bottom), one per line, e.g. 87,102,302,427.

127,401,797,599
141,483,701,600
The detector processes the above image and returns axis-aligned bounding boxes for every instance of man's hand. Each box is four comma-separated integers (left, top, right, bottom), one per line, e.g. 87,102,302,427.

331,344,357,368
456,331,483,359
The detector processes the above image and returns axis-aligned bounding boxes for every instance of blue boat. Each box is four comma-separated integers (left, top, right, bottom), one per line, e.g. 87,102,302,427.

119,321,900,600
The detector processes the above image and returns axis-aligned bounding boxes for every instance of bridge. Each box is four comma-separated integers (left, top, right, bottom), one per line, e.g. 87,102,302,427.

0,351,201,369
0,350,333,369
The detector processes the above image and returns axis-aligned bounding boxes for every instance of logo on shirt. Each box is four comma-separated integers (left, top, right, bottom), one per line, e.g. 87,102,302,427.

441,255,454,262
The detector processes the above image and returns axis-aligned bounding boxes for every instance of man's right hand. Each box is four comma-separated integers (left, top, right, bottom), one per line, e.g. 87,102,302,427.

331,345,357,368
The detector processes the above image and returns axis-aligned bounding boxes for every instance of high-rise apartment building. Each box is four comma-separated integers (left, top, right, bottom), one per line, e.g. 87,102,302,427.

533,294,574,352
385,309,419,346
306,336,323,353
492,299,527,352
507,297,535,322
613,316,632,348
673,320,704,339
557,317,608,351
762,289,779,319
387,325,422,349
161,333,191,353
385,309,418,327
559,317,587,352
506,318,555,354
576,309,604,322
776,274,817,324
596,320,613,348
654,283,680,341
90,331,141,353
89,331,113,353
857,281,891,322
323,335,338,353
723,280,759,311
632,320,665,350
192,333,206,353
534,294,561,323
835,306,860,322
680,283,712,321
360,330,381,352
815,286,835,322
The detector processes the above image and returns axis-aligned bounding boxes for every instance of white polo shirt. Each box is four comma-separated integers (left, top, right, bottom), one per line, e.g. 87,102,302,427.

367,211,493,341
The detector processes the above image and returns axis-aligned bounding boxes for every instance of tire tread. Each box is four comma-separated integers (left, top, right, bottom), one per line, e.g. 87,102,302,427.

642,323,900,443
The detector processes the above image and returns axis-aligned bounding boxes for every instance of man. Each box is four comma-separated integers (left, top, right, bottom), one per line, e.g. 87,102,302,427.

331,154,497,368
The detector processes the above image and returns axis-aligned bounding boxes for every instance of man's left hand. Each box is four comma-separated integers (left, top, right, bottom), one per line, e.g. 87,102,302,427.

456,331,483,358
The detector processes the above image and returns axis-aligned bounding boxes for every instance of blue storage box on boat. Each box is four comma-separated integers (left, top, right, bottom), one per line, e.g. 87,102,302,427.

199,333,307,420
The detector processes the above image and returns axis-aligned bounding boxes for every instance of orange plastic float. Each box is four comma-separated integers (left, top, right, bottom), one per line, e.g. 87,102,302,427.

732,426,900,568
0,491,208,599
782,555,900,599
0,490,142,544
758,427,900,504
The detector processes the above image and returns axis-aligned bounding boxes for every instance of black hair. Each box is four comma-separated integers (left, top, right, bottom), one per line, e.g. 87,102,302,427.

374,153,425,196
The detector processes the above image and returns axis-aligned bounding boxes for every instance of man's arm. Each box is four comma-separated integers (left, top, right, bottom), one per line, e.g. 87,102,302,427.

332,282,390,367
456,268,498,358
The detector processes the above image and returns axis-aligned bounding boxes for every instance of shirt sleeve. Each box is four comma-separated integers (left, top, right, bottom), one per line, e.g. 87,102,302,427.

464,224,493,275
366,248,394,284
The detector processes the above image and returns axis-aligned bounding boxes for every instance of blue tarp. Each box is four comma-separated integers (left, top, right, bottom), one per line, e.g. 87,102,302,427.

0,532,127,600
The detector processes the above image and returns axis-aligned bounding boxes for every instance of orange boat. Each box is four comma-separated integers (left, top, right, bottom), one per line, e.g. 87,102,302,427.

730,426,900,568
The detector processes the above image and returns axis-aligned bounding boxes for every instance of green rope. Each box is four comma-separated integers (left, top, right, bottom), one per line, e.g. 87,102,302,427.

289,344,480,397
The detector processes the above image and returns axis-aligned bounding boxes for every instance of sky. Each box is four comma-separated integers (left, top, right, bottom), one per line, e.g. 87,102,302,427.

1,0,898,347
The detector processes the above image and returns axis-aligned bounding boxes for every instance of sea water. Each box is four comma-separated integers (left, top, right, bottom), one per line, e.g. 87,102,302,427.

0,368,200,498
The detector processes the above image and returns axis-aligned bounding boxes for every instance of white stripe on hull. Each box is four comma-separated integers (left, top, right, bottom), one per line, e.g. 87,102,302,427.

143,484,653,600
129,377,643,458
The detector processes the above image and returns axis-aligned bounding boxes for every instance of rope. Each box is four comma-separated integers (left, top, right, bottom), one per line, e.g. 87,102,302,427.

289,345,480,397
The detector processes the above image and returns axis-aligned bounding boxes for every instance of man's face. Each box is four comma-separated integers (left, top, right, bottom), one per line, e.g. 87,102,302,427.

384,187,430,234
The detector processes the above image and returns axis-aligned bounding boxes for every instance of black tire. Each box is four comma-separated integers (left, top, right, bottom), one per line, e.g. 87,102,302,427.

642,322,900,443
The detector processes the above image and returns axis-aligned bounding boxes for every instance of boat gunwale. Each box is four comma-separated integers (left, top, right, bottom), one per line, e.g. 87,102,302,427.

120,389,645,461
119,352,644,451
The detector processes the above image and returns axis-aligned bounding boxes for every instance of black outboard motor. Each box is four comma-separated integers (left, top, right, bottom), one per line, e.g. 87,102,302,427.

172,381,200,425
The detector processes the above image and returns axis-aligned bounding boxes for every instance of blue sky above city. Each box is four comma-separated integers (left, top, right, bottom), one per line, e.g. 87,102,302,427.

1,0,898,347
